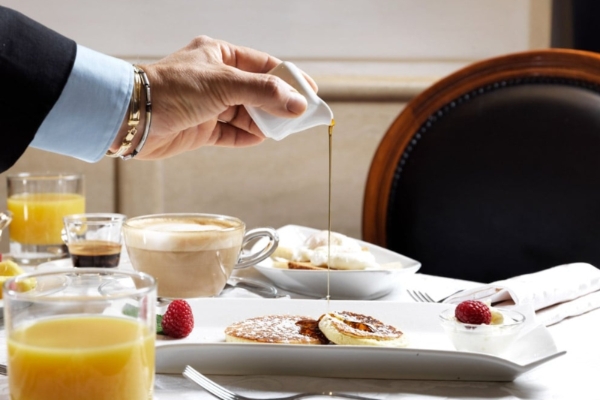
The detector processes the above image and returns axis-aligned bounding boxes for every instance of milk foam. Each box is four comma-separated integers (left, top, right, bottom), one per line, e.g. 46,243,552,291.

146,222,224,232
123,217,244,251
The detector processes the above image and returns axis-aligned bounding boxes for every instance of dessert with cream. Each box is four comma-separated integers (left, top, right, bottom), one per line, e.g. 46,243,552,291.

270,229,386,270
439,300,525,355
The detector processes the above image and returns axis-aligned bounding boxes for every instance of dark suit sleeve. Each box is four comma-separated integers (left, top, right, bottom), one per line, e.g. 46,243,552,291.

0,6,77,172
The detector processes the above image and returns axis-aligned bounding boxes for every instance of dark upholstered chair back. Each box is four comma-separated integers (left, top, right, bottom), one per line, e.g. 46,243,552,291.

363,49,600,283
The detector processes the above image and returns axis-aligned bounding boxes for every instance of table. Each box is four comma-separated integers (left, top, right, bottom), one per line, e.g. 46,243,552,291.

0,271,597,400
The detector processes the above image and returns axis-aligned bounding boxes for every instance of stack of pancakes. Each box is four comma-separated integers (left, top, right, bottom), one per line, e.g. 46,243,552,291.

225,311,408,347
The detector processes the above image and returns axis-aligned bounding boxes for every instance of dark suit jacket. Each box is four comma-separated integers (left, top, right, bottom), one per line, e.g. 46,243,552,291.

0,6,76,172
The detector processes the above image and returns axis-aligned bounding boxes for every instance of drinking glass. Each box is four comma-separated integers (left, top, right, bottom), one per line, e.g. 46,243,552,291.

63,213,126,268
7,172,85,265
4,268,156,400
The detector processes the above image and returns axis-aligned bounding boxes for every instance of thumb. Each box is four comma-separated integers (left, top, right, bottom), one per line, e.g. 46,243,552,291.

225,70,308,118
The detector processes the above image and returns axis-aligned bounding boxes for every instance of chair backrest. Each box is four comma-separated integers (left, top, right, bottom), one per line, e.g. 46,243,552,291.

363,49,600,283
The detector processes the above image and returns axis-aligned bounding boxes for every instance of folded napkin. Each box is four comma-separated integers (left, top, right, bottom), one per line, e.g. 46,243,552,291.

444,263,600,326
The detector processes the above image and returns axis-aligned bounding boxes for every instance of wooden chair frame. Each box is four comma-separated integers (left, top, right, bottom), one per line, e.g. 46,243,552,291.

362,48,600,246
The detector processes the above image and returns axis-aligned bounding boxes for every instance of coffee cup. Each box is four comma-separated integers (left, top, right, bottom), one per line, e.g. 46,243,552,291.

122,213,279,298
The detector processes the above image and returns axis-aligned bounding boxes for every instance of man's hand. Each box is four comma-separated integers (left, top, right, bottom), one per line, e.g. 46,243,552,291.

119,36,317,159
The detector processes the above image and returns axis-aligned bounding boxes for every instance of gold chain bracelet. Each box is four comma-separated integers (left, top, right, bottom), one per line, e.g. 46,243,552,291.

106,65,151,160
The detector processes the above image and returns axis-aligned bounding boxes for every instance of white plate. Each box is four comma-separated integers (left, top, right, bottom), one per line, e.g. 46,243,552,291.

253,225,421,299
155,298,565,381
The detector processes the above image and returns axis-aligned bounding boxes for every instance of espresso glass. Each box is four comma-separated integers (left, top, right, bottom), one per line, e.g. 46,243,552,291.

122,213,278,298
63,213,126,268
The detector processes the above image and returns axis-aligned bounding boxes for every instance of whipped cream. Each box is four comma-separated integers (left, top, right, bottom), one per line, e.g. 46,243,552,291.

291,231,378,270
273,229,380,270
309,245,378,270
304,231,362,251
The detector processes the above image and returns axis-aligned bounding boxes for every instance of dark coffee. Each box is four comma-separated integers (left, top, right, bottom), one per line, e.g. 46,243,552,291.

68,240,121,268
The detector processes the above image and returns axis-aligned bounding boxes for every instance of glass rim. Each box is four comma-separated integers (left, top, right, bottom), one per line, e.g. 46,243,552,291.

123,212,245,232
63,213,127,223
3,268,156,302
7,172,83,181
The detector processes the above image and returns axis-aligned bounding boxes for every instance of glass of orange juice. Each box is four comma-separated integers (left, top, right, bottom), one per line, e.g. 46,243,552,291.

7,172,85,265
4,268,156,400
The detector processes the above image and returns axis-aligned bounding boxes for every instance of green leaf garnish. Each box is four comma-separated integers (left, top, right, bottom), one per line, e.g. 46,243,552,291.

122,303,164,334
122,303,139,318
156,314,164,335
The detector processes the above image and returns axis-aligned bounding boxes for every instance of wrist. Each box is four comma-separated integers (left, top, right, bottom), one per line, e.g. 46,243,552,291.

111,90,146,154
107,65,152,159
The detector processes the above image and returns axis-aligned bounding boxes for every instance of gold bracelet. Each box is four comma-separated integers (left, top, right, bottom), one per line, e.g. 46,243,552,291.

106,65,142,158
124,66,151,160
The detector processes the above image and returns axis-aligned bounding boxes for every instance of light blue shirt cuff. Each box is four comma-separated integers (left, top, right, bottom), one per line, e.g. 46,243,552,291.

31,45,133,162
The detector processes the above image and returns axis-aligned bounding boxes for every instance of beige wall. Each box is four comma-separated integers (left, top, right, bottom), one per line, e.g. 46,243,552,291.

0,1,552,251
118,102,405,237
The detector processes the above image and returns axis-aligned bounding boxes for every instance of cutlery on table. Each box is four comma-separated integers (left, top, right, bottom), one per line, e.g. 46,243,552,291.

222,277,283,298
183,365,379,400
407,289,464,303
0,364,6,376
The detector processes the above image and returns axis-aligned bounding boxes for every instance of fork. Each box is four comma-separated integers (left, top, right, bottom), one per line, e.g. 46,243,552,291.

183,365,379,400
0,364,7,376
407,289,463,303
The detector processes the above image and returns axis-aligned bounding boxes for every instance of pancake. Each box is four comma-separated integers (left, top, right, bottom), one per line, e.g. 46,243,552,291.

225,315,330,345
318,311,408,347
288,261,331,270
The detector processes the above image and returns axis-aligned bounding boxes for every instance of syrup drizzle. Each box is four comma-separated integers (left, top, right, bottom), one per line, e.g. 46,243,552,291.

326,119,335,309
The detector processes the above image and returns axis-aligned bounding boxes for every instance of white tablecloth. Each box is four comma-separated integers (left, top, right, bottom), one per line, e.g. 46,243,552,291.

0,270,597,400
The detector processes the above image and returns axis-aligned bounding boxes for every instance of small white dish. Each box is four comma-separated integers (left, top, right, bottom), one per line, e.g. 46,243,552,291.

439,308,526,356
253,225,421,299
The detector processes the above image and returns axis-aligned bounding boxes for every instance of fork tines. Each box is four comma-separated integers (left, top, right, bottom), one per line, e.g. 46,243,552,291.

183,365,238,400
407,290,435,303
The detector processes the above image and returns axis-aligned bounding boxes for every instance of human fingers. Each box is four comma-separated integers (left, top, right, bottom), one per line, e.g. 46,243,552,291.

221,69,308,118
218,40,319,93
218,106,262,136
217,39,282,73
212,122,266,147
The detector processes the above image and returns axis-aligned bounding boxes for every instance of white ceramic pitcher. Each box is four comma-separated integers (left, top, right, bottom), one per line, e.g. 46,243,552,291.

245,62,334,141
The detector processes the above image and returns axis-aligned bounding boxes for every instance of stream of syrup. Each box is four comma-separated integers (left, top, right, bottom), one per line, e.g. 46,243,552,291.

326,119,335,308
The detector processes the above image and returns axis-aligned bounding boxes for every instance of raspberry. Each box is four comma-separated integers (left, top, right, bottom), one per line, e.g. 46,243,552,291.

161,299,194,338
455,300,492,325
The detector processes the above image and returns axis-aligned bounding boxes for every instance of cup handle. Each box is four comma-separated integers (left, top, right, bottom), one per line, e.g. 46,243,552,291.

235,227,279,269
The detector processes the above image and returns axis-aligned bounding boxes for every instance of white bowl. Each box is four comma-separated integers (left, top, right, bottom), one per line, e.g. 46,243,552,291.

253,225,421,299
439,308,526,356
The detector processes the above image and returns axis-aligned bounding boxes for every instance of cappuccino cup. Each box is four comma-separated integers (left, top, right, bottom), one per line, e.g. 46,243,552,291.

122,213,278,298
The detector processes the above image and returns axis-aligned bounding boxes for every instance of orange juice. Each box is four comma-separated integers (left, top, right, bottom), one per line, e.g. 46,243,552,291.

8,193,85,244
8,316,154,400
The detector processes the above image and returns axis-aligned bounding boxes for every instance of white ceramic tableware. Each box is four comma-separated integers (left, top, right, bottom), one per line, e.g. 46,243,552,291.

253,225,421,299
155,299,565,381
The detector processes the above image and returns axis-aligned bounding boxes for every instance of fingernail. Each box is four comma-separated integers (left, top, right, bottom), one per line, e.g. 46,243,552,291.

286,92,307,115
